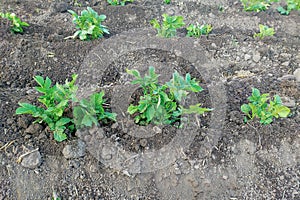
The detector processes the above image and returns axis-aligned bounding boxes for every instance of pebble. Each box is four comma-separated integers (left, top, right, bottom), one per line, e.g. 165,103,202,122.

153,126,162,134
139,139,148,147
17,116,31,129
281,97,296,108
293,68,300,82
25,123,44,134
278,74,296,81
62,140,86,159
101,145,116,160
244,54,251,61
253,52,261,62
281,61,290,67
21,151,42,169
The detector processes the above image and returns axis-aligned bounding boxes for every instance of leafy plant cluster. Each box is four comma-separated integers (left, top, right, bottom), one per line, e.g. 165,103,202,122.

277,0,300,15
240,0,279,12
253,24,275,39
127,66,212,126
186,23,213,37
241,88,290,124
0,12,29,33
107,0,134,6
16,75,116,142
67,7,109,40
151,14,213,38
150,14,185,38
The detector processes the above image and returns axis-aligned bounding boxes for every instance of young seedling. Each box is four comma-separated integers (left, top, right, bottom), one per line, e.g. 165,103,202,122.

253,24,275,39
66,7,109,40
107,0,134,6
164,0,171,4
150,14,185,38
0,12,29,33
240,0,279,12
241,88,290,124
186,23,213,37
277,0,300,15
73,91,117,128
127,66,212,126
16,75,116,142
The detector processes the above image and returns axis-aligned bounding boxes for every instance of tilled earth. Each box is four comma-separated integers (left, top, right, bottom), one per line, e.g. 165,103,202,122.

0,0,299,199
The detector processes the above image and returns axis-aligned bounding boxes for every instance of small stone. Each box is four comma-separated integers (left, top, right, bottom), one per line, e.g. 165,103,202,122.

25,123,44,134
139,139,147,147
278,74,296,81
101,145,116,160
281,96,296,108
62,140,86,159
24,134,32,139
89,164,98,173
153,126,162,134
21,151,42,169
38,132,47,140
293,68,300,82
111,122,118,129
281,53,291,59
253,52,261,63
52,2,69,13
244,54,251,61
222,175,228,180
281,61,290,67
17,116,31,129
211,43,217,48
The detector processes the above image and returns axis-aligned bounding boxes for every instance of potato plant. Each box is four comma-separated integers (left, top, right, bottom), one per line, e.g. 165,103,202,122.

0,12,29,33
67,7,109,40
241,88,290,124
16,75,116,142
127,66,212,126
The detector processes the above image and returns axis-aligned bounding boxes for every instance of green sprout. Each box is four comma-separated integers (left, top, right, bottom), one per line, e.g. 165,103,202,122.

277,0,300,15
0,12,29,33
186,23,213,37
66,7,109,40
107,0,134,6
241,88,290,124
253,24,275,39
150,14,185,38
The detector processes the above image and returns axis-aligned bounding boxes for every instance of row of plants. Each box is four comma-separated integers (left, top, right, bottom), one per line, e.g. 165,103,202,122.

1,0,298,37
241,0,300,14
16,67,291,142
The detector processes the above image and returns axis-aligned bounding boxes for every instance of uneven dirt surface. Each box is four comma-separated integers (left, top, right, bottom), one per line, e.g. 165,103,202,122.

0,0,299,199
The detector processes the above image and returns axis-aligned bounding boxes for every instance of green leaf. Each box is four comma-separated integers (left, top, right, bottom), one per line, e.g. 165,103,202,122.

276,106,290,118
241,104,251,114
34,76,45,87
56,118,71,127
181,104,212,115
53,131,67,142
128,104,139,115
252,88,260,98
126,68,141,78
16,103,38,115
145,105,155,122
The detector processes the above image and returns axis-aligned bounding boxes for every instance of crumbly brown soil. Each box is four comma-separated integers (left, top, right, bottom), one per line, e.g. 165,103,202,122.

0,0,299,199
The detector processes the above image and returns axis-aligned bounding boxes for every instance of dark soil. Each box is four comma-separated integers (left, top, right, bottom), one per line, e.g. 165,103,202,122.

0,0,299,199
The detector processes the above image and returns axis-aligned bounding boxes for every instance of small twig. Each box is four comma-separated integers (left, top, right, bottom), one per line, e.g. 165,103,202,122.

194,114,200,127
16,148,39,163
0,140,15,151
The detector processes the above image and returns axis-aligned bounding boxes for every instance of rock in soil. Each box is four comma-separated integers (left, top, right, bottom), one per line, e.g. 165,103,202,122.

21,151,42,169
293,68,300,82
25,123,44,134
62,140,86,159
